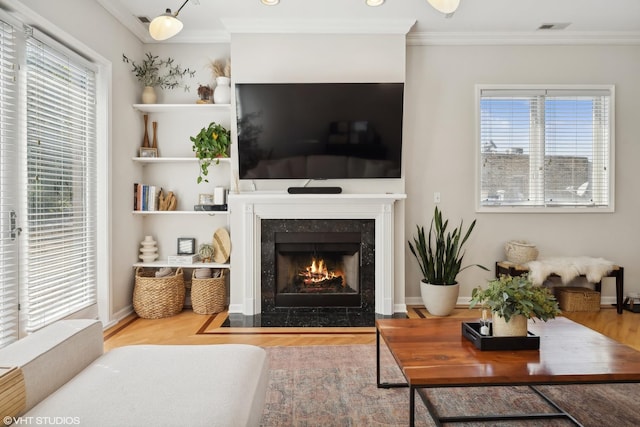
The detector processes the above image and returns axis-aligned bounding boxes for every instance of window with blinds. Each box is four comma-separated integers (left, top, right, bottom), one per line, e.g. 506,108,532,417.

0,19,18,347
22,34,97,332
477,86,613,211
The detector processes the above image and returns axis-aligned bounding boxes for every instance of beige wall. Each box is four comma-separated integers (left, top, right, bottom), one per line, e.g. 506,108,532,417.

404,44,640,305
9,0,640,317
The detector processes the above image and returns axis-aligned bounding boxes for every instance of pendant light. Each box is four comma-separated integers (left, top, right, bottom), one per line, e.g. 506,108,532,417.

149,0,190,41
427,0,460,15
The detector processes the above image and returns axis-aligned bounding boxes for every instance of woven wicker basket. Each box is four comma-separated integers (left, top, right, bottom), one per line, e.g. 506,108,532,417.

504,240,538,265
555,287,601,312
133,267,185,319
191,269,226,315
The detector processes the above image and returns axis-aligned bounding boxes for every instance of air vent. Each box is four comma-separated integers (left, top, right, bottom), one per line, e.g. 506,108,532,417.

138,16,151,24
537,23,571,30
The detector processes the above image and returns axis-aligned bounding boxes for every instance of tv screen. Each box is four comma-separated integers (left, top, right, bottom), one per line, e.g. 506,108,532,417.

235,83,403,179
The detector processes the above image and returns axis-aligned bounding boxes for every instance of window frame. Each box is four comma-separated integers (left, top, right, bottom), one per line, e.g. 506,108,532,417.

0,3,110,346
475,84,615,214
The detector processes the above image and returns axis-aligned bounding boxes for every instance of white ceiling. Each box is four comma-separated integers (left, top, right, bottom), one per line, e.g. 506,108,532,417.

96,0,640,44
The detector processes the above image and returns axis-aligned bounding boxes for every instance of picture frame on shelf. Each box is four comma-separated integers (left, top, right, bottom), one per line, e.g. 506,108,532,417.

177,237,196,255
139,147,158,158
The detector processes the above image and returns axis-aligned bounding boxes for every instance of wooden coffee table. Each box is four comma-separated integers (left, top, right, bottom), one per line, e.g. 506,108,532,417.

376,317,640,426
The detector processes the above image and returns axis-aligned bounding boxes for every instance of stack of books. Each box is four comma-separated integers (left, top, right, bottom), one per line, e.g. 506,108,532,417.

133,183,160,211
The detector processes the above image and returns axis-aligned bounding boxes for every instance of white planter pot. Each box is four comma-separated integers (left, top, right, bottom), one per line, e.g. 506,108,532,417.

420,281,459,316
492,313,528,337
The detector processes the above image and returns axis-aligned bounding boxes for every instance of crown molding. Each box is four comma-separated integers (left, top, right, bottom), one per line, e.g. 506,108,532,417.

220,18,416,35
407,31,640,46
95,0,152,43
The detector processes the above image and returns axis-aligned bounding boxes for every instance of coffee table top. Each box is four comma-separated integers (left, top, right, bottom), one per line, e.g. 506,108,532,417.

376,316,640,387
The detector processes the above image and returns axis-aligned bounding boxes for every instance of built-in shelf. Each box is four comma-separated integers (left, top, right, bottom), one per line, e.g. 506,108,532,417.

132,157,231,164
134,261,230,269
132,210,229,215
132,103,230,113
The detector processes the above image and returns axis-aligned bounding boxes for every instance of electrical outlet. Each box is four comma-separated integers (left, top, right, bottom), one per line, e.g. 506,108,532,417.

434,192,441,203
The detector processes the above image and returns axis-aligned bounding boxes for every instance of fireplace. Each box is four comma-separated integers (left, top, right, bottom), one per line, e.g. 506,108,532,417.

261,219,375,313
275,232,361,307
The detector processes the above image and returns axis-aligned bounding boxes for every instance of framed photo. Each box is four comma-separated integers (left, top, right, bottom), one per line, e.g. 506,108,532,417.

199,193,215,205
177,237,196,255
139,147,158,158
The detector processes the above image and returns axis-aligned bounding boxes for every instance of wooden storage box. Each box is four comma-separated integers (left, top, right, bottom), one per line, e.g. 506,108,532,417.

555,286,601,312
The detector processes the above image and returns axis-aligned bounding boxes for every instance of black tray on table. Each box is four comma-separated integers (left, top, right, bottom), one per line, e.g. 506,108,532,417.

462,322,540,351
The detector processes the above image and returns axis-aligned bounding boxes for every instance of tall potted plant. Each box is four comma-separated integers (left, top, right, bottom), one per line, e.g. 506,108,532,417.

469,274,561,336
190,122,231,184
408,206,488,316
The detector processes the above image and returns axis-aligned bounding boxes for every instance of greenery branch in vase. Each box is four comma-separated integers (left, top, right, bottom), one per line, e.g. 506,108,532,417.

123,53,196,103
469,274,561,336
190,122,231,184
408,206,488,316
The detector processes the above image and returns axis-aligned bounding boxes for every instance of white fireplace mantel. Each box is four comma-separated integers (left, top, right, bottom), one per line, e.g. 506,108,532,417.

228,192,406,315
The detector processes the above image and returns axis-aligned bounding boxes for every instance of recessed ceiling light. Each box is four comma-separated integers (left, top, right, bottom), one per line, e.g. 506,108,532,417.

261,0,280,5
366,0,385,6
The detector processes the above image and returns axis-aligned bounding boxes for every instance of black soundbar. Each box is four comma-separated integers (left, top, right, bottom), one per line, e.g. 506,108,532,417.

287,187,342,194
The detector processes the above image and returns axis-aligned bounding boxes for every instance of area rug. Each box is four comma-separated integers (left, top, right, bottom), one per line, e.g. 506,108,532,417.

261,344,640,426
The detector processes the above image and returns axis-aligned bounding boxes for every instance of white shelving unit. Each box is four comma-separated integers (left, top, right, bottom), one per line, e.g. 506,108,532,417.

132,103,232,269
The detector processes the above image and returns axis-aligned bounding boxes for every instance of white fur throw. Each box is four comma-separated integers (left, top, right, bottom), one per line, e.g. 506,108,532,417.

526,257,614,286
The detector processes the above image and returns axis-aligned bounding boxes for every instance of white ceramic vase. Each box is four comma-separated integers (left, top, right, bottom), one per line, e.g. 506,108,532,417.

420,281,459,316
141,86,157,104
492,313,528,337
139,235,158,262
213,77,230,104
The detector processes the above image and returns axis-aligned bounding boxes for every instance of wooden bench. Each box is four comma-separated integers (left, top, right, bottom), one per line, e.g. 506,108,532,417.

495,261,624,314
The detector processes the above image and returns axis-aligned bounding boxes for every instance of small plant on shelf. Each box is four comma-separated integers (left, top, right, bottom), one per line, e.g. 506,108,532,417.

197,85,213,103
190,122,231,184
122,52,195,90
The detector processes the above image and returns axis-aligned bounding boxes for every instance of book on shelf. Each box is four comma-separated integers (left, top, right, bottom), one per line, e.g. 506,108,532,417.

167,254,200,264
134,183,160,211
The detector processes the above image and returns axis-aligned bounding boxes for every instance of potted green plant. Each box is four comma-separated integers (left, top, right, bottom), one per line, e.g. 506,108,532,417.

469,274,561,336
190,122,231,184
408,206,488,316
122,53,196,103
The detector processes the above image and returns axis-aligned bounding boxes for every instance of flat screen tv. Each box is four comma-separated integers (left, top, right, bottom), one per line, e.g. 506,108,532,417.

235,83,403,179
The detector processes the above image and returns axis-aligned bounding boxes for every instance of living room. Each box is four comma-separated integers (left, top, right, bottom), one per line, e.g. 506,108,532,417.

2,0,636,327
1,0,639,425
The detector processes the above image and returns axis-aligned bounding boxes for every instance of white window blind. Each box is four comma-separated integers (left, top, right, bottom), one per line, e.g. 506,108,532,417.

23,34,97,332
0,19,18,347
478,86,612,211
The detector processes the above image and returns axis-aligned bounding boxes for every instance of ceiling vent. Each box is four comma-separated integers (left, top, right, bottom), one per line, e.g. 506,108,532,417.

138,16,151,24
537,23,571,30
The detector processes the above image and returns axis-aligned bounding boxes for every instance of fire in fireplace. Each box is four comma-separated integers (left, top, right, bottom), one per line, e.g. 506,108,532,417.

275,232,361,307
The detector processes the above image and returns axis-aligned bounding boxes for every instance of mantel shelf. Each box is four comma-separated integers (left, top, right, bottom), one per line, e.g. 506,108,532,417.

132,103,230,113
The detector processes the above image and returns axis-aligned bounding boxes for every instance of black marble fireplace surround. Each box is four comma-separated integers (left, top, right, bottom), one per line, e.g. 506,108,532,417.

224,218,387,327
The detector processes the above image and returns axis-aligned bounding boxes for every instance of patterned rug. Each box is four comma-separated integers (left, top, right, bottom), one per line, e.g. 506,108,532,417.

261,344,640,426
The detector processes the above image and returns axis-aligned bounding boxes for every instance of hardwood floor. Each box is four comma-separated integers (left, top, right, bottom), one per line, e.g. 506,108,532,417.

103,305,640,352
